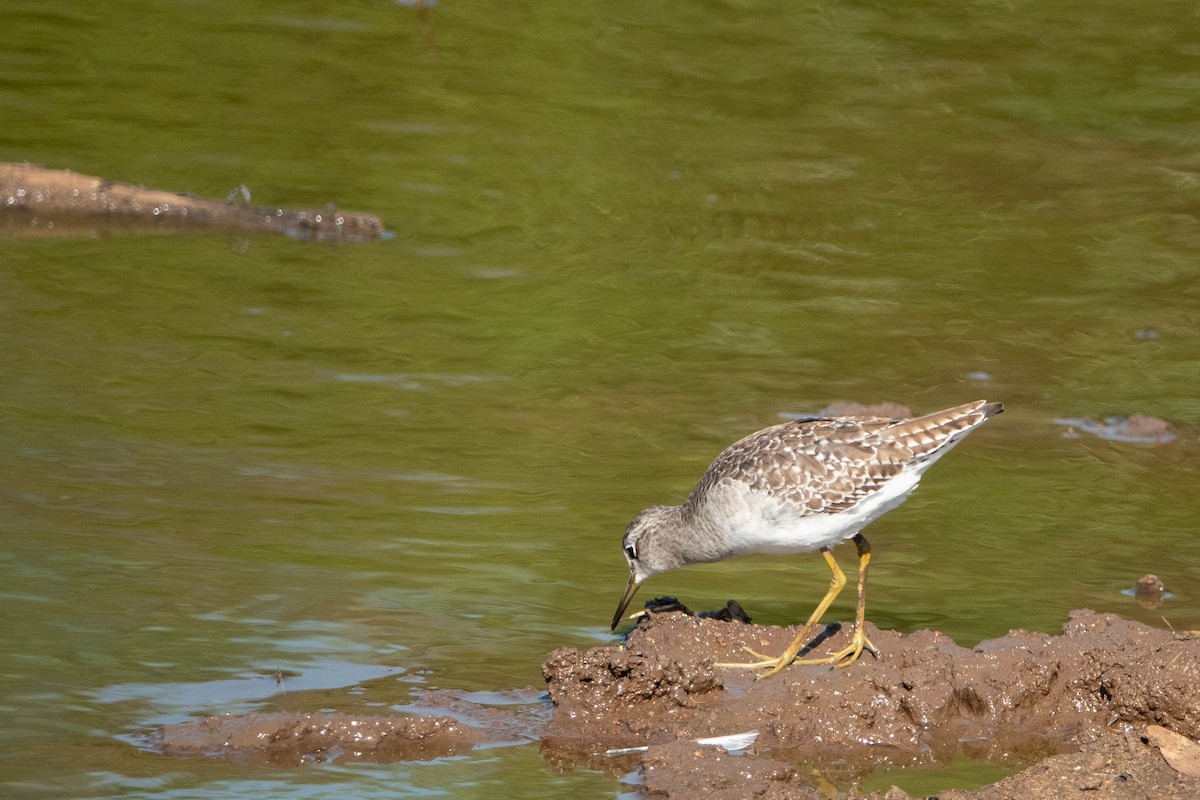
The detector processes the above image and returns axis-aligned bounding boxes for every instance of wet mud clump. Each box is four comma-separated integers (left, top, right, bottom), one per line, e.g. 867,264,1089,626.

151,712,490,765
1053,413,1179,444
542,609,1200,798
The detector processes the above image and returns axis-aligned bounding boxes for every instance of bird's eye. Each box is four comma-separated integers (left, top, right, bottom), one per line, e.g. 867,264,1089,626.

624,544,637,560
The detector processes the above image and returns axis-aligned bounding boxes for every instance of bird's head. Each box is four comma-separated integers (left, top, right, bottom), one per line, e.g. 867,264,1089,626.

610,505,686,630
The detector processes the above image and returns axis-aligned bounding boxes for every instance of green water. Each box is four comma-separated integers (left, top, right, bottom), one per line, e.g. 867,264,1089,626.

2,2,1198,797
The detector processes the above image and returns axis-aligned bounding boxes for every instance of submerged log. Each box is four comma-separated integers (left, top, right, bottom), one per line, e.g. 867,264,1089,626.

0,162,385,241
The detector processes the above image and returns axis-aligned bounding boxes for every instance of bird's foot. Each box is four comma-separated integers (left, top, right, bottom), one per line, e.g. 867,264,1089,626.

794,629,878,669
714,628,878,678
714,646,801,679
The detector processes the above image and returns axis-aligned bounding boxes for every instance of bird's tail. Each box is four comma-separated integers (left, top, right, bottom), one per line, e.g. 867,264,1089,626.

886,400,1003,461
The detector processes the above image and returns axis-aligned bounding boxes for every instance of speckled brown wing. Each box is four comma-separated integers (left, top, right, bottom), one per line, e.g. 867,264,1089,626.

882,400,1003,461
682,400,1002,520
684,416,914,518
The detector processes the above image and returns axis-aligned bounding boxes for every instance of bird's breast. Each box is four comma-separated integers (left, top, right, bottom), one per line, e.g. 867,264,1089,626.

699,468,924,556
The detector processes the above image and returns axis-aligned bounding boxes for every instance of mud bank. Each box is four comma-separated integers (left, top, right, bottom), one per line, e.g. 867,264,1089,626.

544,609,1200,754
148,610,1200,798
0,162,384,241
541,609,1200,797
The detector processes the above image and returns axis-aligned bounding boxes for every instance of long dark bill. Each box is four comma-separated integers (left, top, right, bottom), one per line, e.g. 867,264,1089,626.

610,574,643,630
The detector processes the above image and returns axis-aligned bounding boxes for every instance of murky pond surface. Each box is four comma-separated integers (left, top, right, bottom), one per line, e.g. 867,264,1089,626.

2,2,1198,797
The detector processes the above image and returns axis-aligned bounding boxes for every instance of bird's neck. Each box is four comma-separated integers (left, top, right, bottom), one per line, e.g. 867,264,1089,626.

673,503,737,564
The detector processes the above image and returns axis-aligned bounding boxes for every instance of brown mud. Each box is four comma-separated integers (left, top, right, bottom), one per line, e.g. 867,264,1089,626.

147,609,1200,798
151,712,488,766
542,609,1200,797
0,162,385,241
1053,413,1180,444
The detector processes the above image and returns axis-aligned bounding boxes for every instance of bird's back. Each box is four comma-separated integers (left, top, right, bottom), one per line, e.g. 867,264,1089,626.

679,400,1002,554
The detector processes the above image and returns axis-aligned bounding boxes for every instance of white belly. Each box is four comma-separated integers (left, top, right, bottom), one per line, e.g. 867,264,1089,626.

707,467,924,556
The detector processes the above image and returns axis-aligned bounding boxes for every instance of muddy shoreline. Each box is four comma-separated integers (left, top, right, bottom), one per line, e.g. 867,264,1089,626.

147,609,1200,798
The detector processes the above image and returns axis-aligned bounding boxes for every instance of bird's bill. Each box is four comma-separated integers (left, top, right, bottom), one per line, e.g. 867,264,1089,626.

610,574,643,630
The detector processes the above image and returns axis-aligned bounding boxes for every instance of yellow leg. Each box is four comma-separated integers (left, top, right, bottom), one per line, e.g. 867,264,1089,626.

716,534,877,678
715,545,846,675
793,534,877,669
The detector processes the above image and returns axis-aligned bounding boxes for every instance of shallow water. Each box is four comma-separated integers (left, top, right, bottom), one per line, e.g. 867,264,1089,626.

2,2,1199,797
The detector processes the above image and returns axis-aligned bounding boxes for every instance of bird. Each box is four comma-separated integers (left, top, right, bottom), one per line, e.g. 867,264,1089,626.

610,399,1003,678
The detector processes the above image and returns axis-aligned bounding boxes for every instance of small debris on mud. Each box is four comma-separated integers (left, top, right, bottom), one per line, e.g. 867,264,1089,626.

1143,725,1200,778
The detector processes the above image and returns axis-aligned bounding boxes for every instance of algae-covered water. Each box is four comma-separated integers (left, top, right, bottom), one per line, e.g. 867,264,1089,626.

2,2,1198,797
